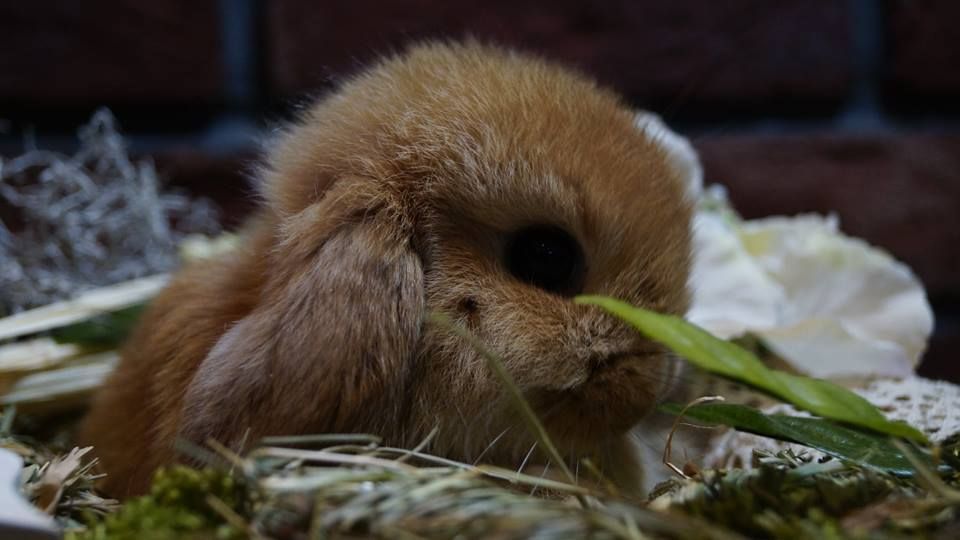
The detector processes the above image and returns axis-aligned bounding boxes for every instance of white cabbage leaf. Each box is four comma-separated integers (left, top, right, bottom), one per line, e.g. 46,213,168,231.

687,188,934,379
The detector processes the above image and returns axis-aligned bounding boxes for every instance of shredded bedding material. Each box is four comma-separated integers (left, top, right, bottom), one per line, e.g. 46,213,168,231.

0,109,220,315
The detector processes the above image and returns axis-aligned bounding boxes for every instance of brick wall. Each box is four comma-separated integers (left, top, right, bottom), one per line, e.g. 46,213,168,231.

1,0,958,381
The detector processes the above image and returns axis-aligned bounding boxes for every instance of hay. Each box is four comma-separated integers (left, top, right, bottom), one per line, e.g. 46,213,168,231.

39,431,954,540
70,436,738,540
2,408,118,534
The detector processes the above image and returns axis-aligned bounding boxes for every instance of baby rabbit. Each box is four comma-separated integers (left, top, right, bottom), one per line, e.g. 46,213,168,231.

79,41,699,497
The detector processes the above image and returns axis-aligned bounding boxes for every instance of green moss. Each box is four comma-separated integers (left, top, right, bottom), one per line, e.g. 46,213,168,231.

68,467,247,540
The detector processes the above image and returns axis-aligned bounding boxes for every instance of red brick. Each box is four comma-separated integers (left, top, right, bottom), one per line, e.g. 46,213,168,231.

884,0,960,107
267,0,852,112
0,2,224,105
694,134,960,300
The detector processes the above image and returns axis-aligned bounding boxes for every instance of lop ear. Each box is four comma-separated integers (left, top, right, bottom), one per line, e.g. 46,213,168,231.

178,178,424,452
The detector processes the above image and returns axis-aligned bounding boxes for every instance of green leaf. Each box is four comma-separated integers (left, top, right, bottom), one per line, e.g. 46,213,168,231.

50,304,146,348
575,296,927,443
661,402,927,475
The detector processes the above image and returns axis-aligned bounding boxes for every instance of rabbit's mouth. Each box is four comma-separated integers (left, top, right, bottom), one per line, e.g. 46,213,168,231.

526,349,671,443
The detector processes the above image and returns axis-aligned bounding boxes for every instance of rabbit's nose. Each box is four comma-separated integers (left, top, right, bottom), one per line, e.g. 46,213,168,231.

580,326,645,354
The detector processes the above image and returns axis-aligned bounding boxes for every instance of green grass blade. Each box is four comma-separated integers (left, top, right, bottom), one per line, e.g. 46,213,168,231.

660,402,928,475
50,304,146,348
576,296,926,443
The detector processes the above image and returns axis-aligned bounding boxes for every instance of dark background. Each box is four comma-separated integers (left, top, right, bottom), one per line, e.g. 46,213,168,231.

1,0,957,381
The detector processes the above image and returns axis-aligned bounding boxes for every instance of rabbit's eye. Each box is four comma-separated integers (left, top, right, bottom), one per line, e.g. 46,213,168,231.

505,226,585,296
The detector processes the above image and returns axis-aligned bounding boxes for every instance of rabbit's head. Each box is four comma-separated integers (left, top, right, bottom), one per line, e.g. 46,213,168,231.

173,42,698,487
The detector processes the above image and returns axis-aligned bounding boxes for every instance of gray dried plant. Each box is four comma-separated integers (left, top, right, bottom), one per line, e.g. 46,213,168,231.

0,109,221,315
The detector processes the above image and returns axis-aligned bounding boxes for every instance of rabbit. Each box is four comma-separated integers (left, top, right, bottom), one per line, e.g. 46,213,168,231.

79,40,699,498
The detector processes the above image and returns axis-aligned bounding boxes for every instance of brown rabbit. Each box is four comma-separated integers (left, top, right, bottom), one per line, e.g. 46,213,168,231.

79,41,699,497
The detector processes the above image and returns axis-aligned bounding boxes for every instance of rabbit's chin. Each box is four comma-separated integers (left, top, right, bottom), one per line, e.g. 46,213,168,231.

527,354,671,447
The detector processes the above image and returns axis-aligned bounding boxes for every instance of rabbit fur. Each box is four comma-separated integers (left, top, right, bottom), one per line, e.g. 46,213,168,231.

79,41,698,497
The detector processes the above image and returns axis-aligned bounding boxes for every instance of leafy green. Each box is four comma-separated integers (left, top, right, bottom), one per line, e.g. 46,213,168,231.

51,304,145,348
661,402,929,475
576,296,926,442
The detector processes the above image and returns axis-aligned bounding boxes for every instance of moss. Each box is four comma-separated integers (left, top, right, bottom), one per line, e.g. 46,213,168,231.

68,467,247,540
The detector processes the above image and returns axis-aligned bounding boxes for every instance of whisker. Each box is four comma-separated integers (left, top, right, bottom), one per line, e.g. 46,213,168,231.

530,461,551,496
630,427,686,460
516,442,537,477
473,427,510,465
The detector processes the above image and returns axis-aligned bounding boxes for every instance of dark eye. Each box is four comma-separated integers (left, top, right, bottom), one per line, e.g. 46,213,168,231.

505,225,585,296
